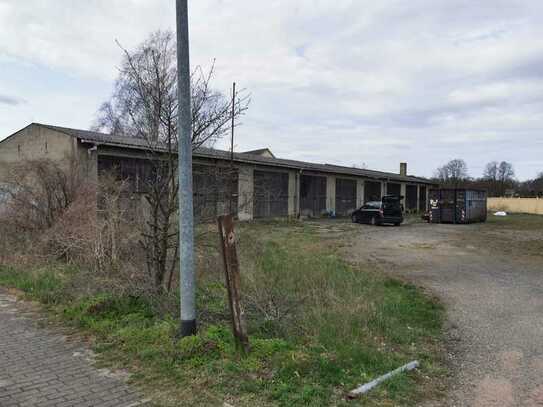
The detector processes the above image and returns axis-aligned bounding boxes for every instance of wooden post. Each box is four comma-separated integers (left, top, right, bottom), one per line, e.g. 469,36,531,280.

217,214,250,353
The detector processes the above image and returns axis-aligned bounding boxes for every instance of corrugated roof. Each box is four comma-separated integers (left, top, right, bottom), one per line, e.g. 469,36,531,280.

35,123,433,184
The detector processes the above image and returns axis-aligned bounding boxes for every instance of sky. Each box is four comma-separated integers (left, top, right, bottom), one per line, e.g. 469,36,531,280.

1,1,542,180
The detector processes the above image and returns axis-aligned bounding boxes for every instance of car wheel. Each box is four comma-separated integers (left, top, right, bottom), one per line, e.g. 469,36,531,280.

351,214,358,223
394,222,401,226
370,216,376,226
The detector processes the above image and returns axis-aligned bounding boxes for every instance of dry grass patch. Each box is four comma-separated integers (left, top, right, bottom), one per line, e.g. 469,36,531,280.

0,220,445,406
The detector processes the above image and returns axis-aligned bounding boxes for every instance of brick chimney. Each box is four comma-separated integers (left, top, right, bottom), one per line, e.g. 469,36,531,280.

400,162,407,176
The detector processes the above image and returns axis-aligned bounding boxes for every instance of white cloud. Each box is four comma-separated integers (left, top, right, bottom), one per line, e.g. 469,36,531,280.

0,0,542,179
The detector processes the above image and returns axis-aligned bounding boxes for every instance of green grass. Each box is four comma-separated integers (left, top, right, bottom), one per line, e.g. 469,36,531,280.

485,212,543,230
478,214,543,257
0,221,445,406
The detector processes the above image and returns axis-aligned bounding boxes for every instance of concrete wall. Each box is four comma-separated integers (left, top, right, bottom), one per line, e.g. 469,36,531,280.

356,179,364,208
77,142,98,184
488,197,543,215
0,124,98,185
326,175,336,213
287,170,297,216
400,183,407,208
0,124,76,181
237,165,254,220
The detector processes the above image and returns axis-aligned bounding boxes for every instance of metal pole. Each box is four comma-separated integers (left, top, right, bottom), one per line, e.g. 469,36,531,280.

229,82,235,214
176,0,196,337
231,82,235,163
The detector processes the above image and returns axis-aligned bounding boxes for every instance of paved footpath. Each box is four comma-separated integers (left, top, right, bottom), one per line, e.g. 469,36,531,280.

0,289,150,407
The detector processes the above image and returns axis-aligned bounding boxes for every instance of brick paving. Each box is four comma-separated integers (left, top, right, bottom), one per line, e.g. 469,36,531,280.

0,289,150,407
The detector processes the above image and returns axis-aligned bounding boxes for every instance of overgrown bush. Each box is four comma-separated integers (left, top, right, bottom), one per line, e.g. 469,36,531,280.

0,160,133,268
0,158,82,264
0,159,152,295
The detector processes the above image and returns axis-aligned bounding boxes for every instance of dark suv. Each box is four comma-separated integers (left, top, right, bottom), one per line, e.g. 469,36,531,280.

351,195,404,226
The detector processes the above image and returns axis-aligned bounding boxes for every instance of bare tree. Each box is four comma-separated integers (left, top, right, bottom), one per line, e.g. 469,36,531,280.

483,161,499,181
92,30,249,293
483,161,499,196
93,30,250,149
483,161,515,196
510,171,542,198
498,161,515,196
497,161,515,184
434,159,469,188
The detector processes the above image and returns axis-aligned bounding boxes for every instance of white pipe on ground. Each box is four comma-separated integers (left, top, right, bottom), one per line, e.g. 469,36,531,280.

348,360,419,397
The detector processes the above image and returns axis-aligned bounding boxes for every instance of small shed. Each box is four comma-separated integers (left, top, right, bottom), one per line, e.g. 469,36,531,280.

429,188,487,224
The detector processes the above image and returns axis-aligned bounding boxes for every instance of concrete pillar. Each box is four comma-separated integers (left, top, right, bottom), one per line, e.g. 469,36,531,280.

356,179,365,208
416,184,421,213
381,181,387,198
296,171,301,217
400,183,407,209
86,149,98,185
237,166,254,221
288,170,297,216
326,175,336,214
426,187,430,212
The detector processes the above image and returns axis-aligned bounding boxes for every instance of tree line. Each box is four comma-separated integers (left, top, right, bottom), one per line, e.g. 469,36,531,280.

433,159,543,197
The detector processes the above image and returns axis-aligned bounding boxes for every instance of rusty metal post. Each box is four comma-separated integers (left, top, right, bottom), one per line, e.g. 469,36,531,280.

217,214,250,353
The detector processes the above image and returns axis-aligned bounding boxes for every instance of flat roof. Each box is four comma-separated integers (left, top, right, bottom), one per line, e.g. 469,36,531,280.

28,123,434,184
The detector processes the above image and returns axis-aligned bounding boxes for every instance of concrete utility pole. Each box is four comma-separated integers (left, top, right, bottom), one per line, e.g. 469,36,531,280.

230,82,236,163
229,82,235,214
176,0,196,337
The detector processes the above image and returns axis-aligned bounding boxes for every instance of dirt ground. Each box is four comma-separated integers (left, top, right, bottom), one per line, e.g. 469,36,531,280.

314,215,543,407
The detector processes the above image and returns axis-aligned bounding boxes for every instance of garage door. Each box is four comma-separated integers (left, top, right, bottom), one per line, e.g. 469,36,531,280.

387,182,401,197
336,178,357,216
300,175,327,217
365,181,382,202
406,185,418,211
253,170,289,218
419,186,427,212
193,164,239,221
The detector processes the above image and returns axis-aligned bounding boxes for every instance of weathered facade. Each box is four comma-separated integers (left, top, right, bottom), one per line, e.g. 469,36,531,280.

0,123,436,219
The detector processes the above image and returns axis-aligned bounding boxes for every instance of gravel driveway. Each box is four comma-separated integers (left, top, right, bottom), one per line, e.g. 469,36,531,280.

333,217,543,406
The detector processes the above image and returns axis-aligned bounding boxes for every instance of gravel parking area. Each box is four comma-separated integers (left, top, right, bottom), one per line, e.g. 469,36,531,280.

322,215,543,406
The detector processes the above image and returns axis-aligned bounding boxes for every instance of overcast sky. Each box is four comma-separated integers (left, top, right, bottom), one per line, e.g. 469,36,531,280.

1,1,542,180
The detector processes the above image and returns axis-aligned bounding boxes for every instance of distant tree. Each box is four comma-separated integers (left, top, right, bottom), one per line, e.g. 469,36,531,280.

483,161,499,181
536,172,543,196
482,161,498,196
480,161,515,196
434,159,469,187
497,161,515,183
496,161,515,196
482,161,500,196
518,172,543,197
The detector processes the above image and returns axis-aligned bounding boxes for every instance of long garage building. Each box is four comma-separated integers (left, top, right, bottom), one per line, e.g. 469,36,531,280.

0,123,435,220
